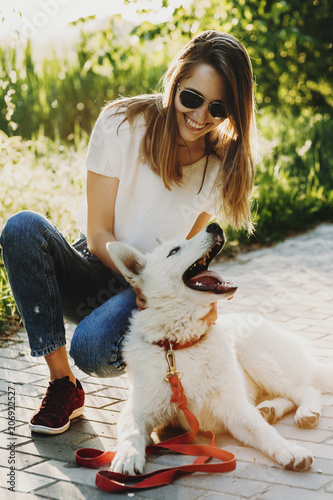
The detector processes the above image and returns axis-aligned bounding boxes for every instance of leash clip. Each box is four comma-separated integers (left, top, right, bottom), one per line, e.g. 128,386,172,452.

164,343,183,381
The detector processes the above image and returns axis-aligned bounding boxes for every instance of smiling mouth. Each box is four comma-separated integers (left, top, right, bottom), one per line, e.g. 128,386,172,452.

182,238,238,295
184,114,206,131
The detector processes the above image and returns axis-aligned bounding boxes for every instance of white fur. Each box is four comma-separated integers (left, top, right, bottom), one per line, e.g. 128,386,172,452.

106,227,333,475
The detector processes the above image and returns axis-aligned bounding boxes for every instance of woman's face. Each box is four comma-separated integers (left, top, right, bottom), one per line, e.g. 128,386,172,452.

174,63,225,148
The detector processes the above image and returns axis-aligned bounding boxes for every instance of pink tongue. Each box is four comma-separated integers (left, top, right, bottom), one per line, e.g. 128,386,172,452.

189,270,223,286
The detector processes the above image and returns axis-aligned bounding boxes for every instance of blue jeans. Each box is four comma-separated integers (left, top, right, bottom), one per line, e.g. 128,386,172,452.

0,211,137,377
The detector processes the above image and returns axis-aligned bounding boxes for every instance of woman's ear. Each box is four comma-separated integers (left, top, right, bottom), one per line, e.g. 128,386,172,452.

106,241,146,287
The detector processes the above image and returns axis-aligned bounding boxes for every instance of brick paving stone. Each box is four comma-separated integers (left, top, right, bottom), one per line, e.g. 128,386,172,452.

177,473,270,497
309,443,333,461
0,465,55,494
315,417,333,432
73,435,117,453
102,400,127,411
0,433,33,450
35,481,150,500
21,364,51,376
79,373,130,390
13,451,45,471
0,342,27,356
92,386,129,399
322,395,333,406
77,406,121,424
326,481,333,493
233,463,332,490
73,417,118,438
0,394,41,412
134,482,218,500
314,457,333,475
0,357,32,370
0,367,44,385
202,493,246,500
83,394,122,409
322,407,333,418
18,459,104,488
4,422,36,439
13,407,41,425
273,423,333,443
0,486,42,499
76,382,110,395
257,484,333,499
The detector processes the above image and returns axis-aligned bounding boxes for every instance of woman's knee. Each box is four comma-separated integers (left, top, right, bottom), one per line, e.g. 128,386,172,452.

69,288,137,378
1,210,48,249
70,330,127,378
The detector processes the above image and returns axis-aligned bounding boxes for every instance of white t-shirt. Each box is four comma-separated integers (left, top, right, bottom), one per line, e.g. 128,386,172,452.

76,106,220,254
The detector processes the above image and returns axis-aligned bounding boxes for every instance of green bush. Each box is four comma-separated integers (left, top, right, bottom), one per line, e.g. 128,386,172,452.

224,109,333,248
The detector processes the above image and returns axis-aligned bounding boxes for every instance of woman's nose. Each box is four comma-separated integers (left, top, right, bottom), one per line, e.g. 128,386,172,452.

192,103,210,123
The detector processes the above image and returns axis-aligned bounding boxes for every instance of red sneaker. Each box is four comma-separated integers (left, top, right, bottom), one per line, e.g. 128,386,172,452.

29,376,85,434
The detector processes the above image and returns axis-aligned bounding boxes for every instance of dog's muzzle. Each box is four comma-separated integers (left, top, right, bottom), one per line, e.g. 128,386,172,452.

182,223,238,296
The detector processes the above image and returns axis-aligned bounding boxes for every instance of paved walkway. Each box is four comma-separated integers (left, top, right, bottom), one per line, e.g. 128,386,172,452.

1,223,332,499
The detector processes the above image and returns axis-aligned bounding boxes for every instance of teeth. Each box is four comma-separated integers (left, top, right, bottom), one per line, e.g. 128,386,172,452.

188,254,208,275
185,115,205,130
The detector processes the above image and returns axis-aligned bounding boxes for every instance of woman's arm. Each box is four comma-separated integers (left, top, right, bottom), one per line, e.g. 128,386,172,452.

186,212,212,240
86,170,120,272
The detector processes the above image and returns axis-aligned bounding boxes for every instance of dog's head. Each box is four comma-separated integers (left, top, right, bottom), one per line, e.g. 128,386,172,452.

107,223,237,306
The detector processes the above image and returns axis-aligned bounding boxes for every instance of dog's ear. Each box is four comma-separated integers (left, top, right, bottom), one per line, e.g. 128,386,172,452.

106,241,146,287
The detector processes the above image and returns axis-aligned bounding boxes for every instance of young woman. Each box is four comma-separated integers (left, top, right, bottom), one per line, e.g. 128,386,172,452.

0,30,257,435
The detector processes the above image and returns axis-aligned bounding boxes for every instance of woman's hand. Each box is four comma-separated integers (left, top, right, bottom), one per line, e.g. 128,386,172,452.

133,287,147,311
200,302,218,326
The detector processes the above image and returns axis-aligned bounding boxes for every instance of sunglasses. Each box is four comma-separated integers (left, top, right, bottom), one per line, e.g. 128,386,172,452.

178,85,227,120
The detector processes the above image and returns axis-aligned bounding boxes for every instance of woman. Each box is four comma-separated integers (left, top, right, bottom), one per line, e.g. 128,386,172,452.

0,30,257,435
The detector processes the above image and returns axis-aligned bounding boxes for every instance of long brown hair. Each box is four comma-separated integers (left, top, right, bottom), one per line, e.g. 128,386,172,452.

105,30,257,232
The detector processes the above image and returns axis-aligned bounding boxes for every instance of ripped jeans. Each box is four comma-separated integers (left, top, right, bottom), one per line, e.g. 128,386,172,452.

0,210,137,377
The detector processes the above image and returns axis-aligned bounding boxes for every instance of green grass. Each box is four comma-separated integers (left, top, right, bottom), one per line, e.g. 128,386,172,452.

0,261,21,341
0,131,87,240
0,131,87,336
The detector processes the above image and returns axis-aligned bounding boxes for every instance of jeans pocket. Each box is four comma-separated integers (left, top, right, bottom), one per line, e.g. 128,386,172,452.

72,237,97,260
72,236,87,251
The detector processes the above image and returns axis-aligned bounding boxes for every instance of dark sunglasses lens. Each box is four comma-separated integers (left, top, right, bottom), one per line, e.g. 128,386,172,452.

179,90,203,109
210,103,227,119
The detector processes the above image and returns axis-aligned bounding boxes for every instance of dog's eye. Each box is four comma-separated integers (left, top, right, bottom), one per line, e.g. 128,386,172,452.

167,246,180,258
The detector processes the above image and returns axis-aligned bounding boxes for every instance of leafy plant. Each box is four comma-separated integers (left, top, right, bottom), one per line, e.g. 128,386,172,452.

224,109,333,249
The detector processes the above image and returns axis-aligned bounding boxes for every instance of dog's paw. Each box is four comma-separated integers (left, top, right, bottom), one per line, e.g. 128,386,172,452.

257,402,276,424
295,408,320,429
111,448,146,475
275,444,313,471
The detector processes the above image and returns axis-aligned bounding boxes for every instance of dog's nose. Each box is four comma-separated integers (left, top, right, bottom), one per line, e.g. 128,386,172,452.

206,223,226,244
206,222,222,236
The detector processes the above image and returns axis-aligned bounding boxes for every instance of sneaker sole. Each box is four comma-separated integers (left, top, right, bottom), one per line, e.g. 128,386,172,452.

29,406,85,435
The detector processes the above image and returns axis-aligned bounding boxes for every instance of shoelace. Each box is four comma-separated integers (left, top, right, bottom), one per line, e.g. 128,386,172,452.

37,379,73,415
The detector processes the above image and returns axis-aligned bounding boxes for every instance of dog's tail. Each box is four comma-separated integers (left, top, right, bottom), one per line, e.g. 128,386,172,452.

314,361,333,393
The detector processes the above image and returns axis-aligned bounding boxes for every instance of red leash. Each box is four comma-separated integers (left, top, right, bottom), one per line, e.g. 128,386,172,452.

76,371,236,492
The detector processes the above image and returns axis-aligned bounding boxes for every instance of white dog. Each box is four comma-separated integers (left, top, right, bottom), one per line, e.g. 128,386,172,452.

106,223,333,475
